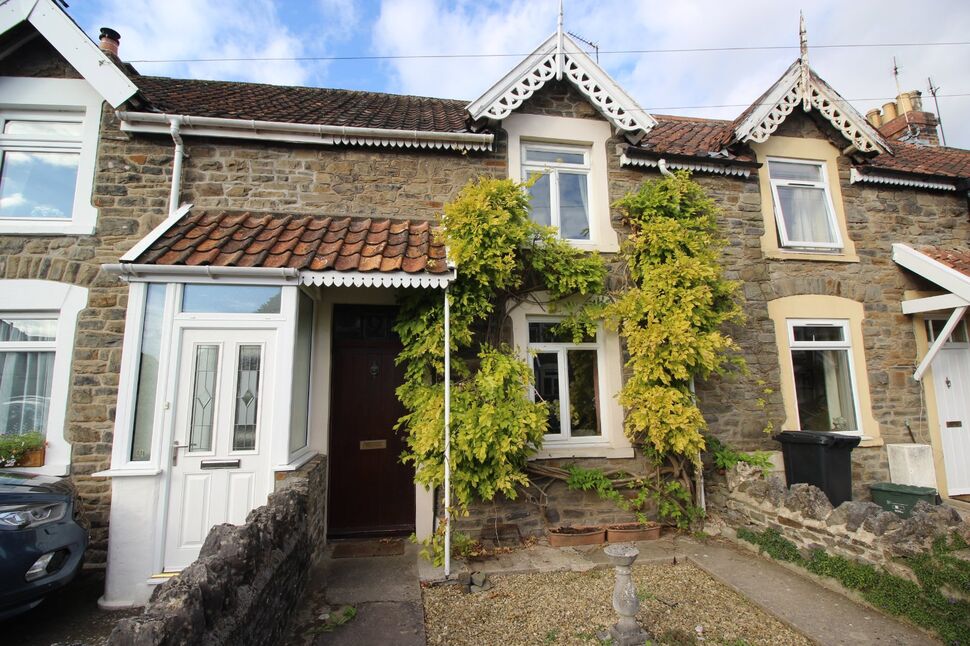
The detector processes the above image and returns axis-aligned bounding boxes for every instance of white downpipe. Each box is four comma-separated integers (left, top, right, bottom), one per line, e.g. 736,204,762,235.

443,287,452,578
168,116,185,216
658,158,675,177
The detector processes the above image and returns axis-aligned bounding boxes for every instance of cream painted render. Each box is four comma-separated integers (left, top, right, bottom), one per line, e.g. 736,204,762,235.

504,112,620,253
751,136,859,263
767,294,883,446
0,77,104,235
0,279,86,476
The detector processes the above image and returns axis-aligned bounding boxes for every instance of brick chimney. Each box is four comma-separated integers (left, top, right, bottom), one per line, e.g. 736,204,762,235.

866,90,941,146
99,27,121,57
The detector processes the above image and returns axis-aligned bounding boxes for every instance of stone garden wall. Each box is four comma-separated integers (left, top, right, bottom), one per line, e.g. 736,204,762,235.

108,456,327,646
706,466,969,570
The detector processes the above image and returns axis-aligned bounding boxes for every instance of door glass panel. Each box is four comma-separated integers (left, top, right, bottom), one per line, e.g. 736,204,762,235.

188,345,219,451
533,352,561,435
927,319,969,344
232,345,261,451
567,350,600,437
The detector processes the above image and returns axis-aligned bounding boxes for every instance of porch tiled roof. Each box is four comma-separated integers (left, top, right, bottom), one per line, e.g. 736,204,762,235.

921,247,970,278
132,210,449,274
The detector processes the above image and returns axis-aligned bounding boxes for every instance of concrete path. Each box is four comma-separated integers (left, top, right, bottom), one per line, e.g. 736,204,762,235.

284,541,426,646
421,535,936,646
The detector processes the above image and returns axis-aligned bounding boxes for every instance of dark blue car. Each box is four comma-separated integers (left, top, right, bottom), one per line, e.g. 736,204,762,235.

0,472,88,620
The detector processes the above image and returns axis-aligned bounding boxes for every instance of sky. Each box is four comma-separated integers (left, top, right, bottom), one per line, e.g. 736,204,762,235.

64,0,970,148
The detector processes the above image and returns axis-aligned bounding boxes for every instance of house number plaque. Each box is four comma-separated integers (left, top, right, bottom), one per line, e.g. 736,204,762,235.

359,440,387,450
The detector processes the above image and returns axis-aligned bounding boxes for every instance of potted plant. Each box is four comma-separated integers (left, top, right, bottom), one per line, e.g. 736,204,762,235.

547,525,606,547
0,432,46,468
606,520,661,542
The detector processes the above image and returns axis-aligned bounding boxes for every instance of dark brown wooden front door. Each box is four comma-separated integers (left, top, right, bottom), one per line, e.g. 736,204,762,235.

327,305,414,536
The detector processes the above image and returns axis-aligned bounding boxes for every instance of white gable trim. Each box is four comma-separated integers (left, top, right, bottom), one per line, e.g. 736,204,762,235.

733,61,889,154
619,153,753,178
1,0,138,107
120,203,193,262
850,168,957,192
467,33,655,141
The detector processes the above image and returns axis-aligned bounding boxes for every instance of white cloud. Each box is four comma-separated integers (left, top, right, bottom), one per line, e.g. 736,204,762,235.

84,0,314,86
371,0,970,147
0,193,26,210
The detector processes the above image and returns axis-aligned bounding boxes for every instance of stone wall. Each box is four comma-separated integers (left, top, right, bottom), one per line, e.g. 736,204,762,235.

707,466,968,570
108,456,326,646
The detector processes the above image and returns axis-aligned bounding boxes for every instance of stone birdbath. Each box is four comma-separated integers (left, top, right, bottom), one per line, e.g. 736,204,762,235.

599,543,651,646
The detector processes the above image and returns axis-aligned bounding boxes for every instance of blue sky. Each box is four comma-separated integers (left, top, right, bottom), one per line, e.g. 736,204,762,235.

65,0,970,147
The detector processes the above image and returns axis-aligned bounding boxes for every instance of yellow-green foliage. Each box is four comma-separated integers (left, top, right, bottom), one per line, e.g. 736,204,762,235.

395,177,606,509
605,172,743,458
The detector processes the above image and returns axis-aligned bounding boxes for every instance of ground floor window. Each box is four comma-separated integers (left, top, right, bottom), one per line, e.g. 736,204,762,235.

787,319,860,433
0,316,57,436
528,318,601,439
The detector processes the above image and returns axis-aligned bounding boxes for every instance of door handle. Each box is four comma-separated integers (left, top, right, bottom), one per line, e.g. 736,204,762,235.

172,441,196,466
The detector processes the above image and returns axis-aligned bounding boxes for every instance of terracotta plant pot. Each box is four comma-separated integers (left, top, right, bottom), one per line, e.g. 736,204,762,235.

14,447,45,468
547,526,606,547
606,522,661,542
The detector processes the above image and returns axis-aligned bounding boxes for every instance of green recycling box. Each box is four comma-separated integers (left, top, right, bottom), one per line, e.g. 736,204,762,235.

869,482,937,518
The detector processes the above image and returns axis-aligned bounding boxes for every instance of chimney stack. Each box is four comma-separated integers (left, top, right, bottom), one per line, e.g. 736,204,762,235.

99,27,120,57
866,90,941,146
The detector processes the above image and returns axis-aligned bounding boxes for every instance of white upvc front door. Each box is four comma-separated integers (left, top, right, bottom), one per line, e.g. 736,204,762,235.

163,328,275,571
932,344,970,496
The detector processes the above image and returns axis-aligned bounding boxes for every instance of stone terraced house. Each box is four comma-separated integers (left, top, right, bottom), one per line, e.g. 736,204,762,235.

2,0,969,607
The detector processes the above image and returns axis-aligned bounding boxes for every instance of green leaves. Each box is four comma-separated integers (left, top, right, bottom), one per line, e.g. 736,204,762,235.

604,171,743,460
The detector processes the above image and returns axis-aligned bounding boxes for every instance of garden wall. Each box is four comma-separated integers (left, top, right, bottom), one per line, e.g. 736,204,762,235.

108,456,327,646
706,466,968,571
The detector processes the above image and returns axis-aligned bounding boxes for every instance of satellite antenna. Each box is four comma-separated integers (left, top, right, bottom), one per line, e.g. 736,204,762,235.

927,77,948,146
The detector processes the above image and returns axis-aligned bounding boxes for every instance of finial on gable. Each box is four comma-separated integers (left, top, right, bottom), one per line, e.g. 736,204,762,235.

556,0,565,80
799,12,811,111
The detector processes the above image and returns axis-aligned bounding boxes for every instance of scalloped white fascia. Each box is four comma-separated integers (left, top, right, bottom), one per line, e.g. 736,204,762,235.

300,270,455,289
619,153,752,178
467,33,654,139
849,167,956,191
733,62,888,154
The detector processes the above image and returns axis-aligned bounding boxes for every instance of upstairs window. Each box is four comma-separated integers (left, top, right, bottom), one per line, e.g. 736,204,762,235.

522,143,591,241
0,112,84,222
768,158,842,250
788,320,860,433
528,319,601,440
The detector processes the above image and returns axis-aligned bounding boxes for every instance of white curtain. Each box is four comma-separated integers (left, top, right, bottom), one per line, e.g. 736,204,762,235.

0,350,54,436
821,349,857,432
781,186,834,244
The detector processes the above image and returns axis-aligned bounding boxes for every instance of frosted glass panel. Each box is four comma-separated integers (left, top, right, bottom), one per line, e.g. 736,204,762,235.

289,292,313,453
130,284,165,461
189,345,219,451
232,345,261,451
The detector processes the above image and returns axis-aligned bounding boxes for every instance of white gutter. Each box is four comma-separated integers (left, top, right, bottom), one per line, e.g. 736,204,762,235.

103,263,299,281
116,111,494,152
168,116,186,215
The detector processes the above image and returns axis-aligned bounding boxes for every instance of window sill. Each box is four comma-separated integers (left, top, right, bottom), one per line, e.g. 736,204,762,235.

531,444,634,460
274,448,318,471
0,220,95,236
565,238,620,254
92,467,163,478
2,463,70,476
764,249,860,263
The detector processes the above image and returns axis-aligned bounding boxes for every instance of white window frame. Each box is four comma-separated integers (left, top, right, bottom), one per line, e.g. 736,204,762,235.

767,156,843,250
0,280,87,475
0,77,103,235
521,142,591,242
527,316,603,441
786,318,863,434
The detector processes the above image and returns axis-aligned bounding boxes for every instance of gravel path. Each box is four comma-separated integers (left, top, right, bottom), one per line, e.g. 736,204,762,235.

424,561,813,646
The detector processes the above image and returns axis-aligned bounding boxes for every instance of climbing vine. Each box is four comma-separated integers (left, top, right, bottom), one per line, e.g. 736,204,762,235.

394,177,606,510
603,171,744,459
